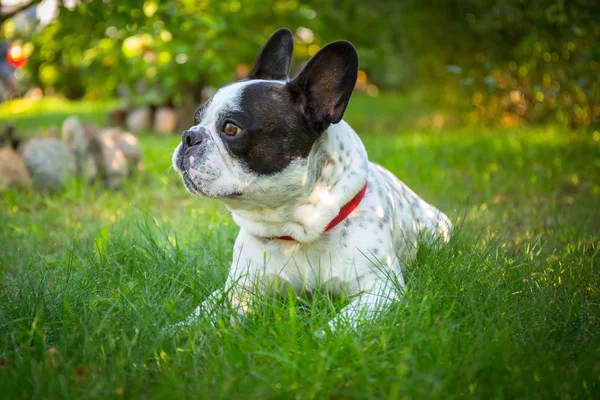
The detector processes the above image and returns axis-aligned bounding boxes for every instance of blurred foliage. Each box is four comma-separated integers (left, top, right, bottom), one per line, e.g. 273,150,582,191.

4,0,385,106
2,0,599,128
378,0,600,128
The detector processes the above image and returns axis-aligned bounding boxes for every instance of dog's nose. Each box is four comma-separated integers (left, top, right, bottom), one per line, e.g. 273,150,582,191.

182,129,204,147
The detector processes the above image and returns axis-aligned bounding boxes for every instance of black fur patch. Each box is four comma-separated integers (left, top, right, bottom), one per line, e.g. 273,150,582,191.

287,41,359,133
247,28,294,80
218,82,319,174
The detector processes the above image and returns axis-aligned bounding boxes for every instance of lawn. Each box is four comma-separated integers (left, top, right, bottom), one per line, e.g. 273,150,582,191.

1,94,599,399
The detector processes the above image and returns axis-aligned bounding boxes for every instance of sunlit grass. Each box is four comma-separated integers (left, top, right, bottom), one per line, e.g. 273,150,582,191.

0,96,119,131
0,96,598,398
0,96,118,117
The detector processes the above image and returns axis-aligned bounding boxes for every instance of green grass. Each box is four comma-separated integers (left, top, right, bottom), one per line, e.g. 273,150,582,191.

1,95,599,399
0,97,117,132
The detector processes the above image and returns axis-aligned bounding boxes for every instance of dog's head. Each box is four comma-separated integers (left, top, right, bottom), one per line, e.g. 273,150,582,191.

172,28,358,207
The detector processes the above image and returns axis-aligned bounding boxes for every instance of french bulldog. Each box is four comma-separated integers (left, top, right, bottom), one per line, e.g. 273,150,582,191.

172,28,452,334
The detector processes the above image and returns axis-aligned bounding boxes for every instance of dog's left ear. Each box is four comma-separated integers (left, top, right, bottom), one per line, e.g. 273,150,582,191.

248,28,294,81
288,41,359,133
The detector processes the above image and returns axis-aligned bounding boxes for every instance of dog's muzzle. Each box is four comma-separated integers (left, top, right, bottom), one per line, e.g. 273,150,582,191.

182,128,206,147
177,127,210,170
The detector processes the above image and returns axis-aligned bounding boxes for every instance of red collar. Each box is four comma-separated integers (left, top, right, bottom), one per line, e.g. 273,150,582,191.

276,181,368,241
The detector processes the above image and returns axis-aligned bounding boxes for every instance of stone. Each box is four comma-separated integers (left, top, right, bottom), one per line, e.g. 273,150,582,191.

20,139,76,190
88,129,128,189
115,131,142,175
126,106,152,133
80,122,102,184
84,152,99,184
153,106,177,134
46,125,59,139
82,122,101,144
107,106,132,128
201,86,216,103
175,103,198,133
61,116,87,175
0,147,31,190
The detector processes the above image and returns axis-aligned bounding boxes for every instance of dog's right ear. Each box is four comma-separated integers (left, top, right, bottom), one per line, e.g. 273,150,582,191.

288,41,359,133
248,28,294,81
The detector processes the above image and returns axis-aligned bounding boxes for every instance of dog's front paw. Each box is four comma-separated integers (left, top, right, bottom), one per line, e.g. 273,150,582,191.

163,319,188,334
313,329,327,341
313,323,337,341
163,305,204,335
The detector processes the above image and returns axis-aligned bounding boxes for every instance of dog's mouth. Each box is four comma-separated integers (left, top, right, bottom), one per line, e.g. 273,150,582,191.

181,171,205,196
175,150,187,173
176,147,244,198
180,170,243,198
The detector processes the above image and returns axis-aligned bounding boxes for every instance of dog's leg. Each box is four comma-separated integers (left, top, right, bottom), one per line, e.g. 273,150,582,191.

317,281,398,337
170,288,227,330
170,282,256,331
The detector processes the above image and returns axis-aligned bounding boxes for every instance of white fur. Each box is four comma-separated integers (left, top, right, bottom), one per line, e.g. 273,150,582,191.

172,81,452,335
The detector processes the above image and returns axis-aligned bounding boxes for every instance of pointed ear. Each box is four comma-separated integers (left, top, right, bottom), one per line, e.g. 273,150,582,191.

248,28,294,81
288,41,359,132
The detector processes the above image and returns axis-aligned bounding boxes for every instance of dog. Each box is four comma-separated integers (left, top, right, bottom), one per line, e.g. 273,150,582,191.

172,28,452,334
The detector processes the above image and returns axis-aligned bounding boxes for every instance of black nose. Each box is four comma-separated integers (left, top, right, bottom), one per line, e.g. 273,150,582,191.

182,129,204,147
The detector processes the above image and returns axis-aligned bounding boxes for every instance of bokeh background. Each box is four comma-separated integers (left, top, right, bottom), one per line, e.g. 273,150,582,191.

2,0,599,128
1,2,599,398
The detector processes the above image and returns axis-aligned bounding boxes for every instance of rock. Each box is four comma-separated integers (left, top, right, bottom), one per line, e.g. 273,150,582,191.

61,117,101,185
61,116,87,175
153,107,177,134
20,139,75,190
24,87,43,100
82,122,101,144
175,103,199,133
79,122,102,184
0,147,31,190
126,106,152,133
201,86,216,103
115,131,142,175
107,106,131,128
88,130,128,189
46,125,59,139
84,152,99,184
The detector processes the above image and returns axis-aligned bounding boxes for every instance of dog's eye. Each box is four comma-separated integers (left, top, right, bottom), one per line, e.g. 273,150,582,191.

223,122,242,136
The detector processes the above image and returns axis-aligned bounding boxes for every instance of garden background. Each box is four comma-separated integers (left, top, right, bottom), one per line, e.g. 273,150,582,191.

0,0,599,398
